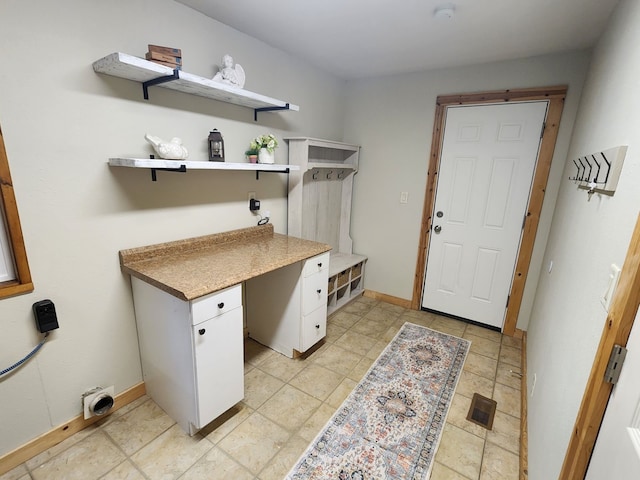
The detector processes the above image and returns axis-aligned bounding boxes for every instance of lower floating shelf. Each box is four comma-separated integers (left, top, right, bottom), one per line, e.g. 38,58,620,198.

108,157,299,181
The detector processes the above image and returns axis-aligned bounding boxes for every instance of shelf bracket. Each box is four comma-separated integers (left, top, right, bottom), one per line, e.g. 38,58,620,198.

255,167,290,180
142,69,181,100
150,165,187,181
254,103,291,122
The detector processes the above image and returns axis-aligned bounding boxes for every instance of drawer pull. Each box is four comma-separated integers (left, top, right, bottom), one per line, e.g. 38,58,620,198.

315,324,320,329
217,302,224,309
199,328,206,335
316,289,322,294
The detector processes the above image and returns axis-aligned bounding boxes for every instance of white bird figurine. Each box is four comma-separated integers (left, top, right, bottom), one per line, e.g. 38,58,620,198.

144,133,189,160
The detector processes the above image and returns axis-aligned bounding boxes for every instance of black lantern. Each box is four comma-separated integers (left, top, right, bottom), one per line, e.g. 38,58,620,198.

208,129,224,161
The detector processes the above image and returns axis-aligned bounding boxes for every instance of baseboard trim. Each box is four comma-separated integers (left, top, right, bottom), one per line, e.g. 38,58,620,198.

363,289,412,309
520,331,528,480
0,382,146,476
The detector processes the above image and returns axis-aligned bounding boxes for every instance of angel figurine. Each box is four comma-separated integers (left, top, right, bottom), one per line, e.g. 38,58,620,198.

212,54,245,88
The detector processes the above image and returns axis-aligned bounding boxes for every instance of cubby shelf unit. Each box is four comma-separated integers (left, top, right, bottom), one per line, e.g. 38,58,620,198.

327,253,367,315
93,52,299,121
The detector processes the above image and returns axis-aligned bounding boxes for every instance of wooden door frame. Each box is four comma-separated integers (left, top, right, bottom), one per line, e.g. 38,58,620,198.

560,212,640,479
411,86,567,336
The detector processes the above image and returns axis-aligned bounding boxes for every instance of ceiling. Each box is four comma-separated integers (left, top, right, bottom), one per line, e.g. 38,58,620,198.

175,0,619,80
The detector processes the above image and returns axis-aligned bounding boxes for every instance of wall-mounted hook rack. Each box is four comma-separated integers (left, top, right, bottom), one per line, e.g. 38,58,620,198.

568,145,627,195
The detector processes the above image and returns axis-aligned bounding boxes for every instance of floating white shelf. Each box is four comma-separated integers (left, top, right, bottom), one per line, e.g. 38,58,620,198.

109,157,299,181
93,52,300,120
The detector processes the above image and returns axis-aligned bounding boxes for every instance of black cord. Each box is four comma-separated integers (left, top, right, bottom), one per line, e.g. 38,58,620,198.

257,215,270,225
1,332,49,377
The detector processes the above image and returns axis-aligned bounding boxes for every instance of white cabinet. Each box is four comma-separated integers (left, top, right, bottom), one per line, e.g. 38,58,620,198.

245,252,329,357
286,137,367,314
131,278,243,435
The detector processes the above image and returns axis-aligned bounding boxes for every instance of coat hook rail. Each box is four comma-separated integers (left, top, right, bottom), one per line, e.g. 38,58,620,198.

568,145,627,195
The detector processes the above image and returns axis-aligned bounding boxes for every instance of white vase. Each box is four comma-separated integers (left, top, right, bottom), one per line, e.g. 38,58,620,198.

258,148,274,164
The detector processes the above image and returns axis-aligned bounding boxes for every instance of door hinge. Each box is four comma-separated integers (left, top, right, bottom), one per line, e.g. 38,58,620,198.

540,122,546,139
604,344,627,385
505,295,510,308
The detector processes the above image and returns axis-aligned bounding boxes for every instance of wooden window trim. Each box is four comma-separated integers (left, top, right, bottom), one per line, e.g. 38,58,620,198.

0,124,33,298
411,86,567,336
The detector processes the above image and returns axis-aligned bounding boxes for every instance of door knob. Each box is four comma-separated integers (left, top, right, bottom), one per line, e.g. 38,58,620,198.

198,328,206,335
434,225,442,233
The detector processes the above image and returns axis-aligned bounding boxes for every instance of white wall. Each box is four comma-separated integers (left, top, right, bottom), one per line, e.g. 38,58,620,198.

526,0,640,478
343,51,590,329
0,0,346,457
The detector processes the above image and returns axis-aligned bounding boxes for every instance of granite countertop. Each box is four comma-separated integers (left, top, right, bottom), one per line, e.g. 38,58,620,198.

119,224,331,301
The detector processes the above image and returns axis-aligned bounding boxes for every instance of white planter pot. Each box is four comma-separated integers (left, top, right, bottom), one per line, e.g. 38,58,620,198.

258,148,274,164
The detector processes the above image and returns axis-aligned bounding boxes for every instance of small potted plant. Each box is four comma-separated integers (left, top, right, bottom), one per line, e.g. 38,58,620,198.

245,146,259,163
253,134,278,164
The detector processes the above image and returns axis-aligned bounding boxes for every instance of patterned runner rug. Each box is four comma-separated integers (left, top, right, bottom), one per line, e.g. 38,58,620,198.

286,322,470,479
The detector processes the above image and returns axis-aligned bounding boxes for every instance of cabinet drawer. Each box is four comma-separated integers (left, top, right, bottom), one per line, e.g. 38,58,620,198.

303,271,328,315
301,306,327,352
302,252,330,278
191,284,242,325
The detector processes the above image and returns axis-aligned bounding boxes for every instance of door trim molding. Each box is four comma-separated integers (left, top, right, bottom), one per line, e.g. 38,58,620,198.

411,86,567,336
560,212,640,479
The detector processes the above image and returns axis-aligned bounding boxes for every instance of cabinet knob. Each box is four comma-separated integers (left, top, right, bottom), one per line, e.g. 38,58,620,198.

218,302,224,309
318,262,322,268
199,328,206,335
315,324,320,329
317,289,322,294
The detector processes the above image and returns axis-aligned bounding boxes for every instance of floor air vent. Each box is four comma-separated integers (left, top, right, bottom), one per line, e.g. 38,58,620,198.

466,393,497,430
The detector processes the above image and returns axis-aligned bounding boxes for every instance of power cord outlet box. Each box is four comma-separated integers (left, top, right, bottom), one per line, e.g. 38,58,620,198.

249,198,261,211
33,299,59,333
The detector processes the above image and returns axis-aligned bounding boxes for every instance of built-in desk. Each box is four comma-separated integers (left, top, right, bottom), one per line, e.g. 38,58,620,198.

119,224,331,434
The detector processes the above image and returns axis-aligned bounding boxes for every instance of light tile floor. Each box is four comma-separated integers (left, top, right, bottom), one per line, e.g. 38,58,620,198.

1,297,522,480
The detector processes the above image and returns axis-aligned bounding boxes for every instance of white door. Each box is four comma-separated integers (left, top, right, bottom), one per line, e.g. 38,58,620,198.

422,102,548,329
586,308,640,479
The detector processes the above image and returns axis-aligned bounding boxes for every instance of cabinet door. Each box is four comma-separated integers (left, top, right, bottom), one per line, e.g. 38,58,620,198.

192,306,244,429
